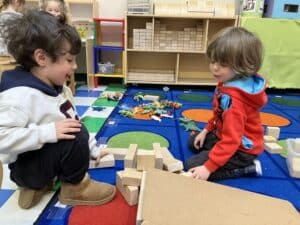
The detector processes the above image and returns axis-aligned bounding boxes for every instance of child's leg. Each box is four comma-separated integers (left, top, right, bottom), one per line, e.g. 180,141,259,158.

208,151,256,181
9,125,90,189
185,150,210,170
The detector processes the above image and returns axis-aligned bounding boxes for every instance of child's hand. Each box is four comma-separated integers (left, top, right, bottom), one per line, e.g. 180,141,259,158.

55,119,81,140
194,129,208,149
94,149,109,167
189,165,211,180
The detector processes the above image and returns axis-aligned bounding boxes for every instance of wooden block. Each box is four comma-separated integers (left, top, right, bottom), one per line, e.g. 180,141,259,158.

124,144,138,168
264,135,277,143
266,126,280,139
287,157,300,178
105,147,128,160
152,143,166,170
143,95,160,102
122,168,143,186
137,150,156,171
89,154,115,169
116,171,139,206
292,139,300,153
264,142,283,154
160,147,183,172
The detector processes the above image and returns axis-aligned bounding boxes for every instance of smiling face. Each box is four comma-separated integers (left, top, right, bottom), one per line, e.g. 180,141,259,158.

32,41,78,88
45,43,77,87
209,62,235,83
45,0,62,18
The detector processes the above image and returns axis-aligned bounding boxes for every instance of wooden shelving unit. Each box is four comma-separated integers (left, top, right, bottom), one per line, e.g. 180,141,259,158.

87,18,125,88
125,14,238,85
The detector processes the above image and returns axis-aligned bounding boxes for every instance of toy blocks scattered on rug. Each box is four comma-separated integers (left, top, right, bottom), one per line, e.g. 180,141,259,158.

264,126,283,153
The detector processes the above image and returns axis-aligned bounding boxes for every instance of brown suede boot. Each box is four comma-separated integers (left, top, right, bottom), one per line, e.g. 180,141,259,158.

59,173,116,206
18,184,53,209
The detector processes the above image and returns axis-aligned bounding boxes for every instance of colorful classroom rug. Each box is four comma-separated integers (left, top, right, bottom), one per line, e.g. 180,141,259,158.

1,85,300,225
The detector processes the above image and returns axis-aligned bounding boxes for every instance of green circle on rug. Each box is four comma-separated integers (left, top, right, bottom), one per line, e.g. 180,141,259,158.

177,93,211,102
135,91,166,100
271,97,300,107
107,131,169,150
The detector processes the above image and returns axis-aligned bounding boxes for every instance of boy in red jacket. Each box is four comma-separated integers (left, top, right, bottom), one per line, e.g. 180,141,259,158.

186,27,267,181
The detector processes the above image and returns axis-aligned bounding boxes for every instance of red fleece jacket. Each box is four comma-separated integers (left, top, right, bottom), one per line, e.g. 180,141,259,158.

204,76,268,172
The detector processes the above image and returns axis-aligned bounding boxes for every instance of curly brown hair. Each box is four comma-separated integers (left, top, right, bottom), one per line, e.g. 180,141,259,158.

5,10,81,70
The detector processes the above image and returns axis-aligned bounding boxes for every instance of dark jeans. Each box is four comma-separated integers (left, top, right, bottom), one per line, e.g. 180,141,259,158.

9,125,90,190
185,131,256,181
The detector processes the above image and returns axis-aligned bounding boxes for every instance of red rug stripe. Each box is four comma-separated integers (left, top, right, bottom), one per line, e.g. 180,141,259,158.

68,191,137,225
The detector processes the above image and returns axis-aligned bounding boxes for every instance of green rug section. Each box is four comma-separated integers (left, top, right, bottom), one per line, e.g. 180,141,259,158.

81,116,106,133
92,98,119,107
271,97,300,107
178,93,211,102
278,140,288,158
107,131,169,150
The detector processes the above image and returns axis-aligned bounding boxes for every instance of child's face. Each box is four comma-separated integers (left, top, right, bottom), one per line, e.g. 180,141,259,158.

45,1,61,18
44,43,77,87
209,62,235,83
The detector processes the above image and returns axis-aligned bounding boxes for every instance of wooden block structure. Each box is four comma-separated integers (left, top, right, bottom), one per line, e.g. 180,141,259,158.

124,144,138,168
153,143,183,172
264,142,283,154
137,150,156,171
265,126,280,140
263,135,277,143
121,168,143,186
115,143,185,205
105,147,128,160
116,171,139,206
89,154,115,169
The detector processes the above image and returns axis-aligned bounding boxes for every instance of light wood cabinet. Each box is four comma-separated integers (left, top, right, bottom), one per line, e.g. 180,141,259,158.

125,14,238,85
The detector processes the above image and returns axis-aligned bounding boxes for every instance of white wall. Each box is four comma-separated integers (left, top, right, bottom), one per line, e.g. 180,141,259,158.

97,0,127,18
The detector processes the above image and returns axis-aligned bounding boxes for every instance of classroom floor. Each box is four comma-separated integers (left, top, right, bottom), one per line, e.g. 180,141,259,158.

0,84,300,225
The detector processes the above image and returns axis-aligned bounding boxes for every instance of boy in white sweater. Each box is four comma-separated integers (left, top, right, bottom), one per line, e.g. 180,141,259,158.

0,10,115,209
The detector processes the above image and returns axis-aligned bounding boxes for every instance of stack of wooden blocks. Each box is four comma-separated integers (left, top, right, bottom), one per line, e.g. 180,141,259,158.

263,126,283,153
133,22,153,49
153,20,203,51
105,143,184,205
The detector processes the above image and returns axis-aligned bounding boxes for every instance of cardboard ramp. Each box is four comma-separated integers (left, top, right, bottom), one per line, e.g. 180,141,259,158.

137,169,300,225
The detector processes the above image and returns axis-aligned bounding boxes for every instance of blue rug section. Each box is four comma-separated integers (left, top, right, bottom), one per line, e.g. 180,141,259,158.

75,105,90,117
0,190,14,208
171,90,213,106
35,87,300,225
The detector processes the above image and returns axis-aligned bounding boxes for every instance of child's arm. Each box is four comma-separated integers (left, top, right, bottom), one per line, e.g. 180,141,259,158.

0,104,80,156
193,128,209,149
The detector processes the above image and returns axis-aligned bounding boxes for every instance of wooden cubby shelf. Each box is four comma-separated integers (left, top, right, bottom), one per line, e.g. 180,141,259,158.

125,14,238,85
